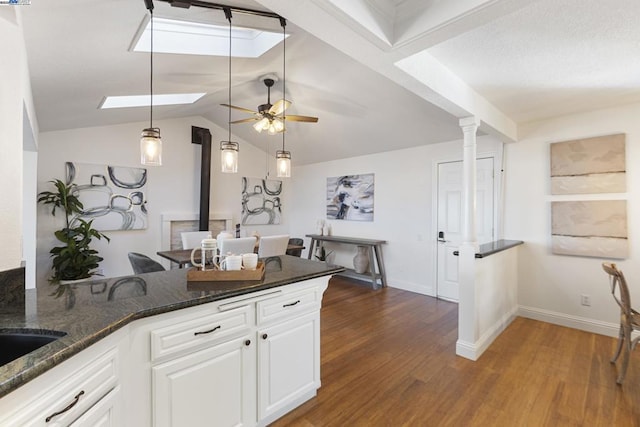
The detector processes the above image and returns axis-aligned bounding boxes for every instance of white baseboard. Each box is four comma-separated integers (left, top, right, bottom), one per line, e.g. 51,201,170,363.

455,340,478,360
456,306,518,361
518,305,619,338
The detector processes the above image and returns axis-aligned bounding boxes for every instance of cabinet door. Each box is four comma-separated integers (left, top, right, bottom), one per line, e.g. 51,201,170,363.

258,312,320,421
153,335,256,427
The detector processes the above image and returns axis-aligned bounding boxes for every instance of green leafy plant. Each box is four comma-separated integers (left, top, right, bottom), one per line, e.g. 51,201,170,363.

315,245,333,262
38,179,110,285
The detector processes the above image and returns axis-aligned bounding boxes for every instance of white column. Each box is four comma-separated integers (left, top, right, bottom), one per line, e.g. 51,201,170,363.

457,116,481,360
459,116,480,248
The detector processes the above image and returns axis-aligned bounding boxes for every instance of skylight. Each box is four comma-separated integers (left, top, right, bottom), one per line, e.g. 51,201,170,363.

99,93,206,109
131,17,288,58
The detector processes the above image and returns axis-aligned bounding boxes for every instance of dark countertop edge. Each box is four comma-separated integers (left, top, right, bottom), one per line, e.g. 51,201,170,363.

0,266,344,398
305,234,387,245
452,240,524,258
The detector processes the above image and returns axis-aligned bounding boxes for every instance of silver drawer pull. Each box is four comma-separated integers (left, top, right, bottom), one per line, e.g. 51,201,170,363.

283,300,301,308
46,390,84,422
194,325,221,336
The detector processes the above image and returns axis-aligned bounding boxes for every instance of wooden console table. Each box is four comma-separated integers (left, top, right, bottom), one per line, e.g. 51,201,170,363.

305,234,387,289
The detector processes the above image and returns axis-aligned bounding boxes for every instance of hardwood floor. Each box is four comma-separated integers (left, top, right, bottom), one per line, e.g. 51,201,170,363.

271,276,640,426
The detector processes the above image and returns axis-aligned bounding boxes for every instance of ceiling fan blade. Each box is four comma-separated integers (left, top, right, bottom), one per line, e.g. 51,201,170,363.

231,117,260,124
284,115,319,123
269,99,291,116
221,103,258,114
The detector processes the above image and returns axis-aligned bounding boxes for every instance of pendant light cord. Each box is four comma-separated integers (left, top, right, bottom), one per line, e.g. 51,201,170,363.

225,7,232,143
281,19,286,152
150,9,154,129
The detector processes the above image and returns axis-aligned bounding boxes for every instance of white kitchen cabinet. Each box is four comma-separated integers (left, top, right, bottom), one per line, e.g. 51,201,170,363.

153,334,255,427
0,275,331,427
257,312,320,424
148,279,328,427
0,328,126,427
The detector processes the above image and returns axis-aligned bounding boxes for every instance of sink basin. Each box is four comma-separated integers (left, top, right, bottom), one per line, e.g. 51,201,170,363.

0,330,67,366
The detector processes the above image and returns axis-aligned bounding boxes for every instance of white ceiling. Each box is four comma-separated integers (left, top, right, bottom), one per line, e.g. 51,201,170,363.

19,0,640,165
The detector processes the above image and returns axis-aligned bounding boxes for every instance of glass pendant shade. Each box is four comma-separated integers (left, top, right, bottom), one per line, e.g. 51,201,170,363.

221,141,239,173
276,150,291,178
141,128,162,165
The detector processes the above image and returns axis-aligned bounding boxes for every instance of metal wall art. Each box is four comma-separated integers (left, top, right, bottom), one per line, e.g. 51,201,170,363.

65,161,148,231
326,174,374,221
241,177,282,225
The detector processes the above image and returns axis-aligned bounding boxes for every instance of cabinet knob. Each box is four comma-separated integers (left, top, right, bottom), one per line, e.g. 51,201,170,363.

262,333,268,340
245,339,251,346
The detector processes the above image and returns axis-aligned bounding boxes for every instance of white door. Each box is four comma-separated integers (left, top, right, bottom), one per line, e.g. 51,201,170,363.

436,158,494,302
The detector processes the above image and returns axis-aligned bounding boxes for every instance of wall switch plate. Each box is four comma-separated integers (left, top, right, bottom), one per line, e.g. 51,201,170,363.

581,294,591,306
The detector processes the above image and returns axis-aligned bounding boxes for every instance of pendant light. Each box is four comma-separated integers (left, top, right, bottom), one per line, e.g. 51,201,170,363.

220,7,239,173
140,0,162,166
276,18,291,178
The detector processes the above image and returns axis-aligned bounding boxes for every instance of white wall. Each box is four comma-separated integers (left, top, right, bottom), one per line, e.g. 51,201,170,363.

36,116,289,283
290,135,501,295
504,101,640,335
0,10,37,273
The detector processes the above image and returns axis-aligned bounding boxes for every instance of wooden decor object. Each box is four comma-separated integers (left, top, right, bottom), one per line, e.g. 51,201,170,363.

187,262,265,282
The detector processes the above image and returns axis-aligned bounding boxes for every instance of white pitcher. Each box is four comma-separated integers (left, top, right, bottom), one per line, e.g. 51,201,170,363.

190,238,219,271
216,231,234,251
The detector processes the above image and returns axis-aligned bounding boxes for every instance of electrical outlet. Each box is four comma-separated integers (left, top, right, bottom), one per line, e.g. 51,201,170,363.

581,294,591,307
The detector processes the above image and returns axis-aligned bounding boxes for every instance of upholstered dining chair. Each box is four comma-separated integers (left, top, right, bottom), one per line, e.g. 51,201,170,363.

181,231,211,250
219,236,257,256
258,235,290,258
602,262,640,384
128,252,166,275
286,238,304,257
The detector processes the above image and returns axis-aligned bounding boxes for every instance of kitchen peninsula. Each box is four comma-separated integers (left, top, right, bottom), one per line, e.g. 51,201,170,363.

0,256,343,426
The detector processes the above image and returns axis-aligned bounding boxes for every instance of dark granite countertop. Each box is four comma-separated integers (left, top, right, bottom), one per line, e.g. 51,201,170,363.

453,239,524,258
0,256,343,398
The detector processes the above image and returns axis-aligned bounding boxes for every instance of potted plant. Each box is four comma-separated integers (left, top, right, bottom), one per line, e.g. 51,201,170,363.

38,179,110,286
315,244,333,264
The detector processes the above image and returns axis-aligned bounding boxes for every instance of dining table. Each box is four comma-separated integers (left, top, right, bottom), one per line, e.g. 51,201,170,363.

157,243,305,268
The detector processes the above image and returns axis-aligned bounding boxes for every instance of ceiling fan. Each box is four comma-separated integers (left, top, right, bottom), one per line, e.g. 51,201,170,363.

221,76,319,135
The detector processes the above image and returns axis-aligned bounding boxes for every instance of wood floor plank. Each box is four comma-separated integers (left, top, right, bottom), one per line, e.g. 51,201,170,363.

270,276,640,426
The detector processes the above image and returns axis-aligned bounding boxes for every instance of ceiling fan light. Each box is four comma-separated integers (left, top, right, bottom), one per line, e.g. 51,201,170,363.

254,117,269,133
273,119,285,133
220,141,239,173
141,128,162,166
276,150,291,178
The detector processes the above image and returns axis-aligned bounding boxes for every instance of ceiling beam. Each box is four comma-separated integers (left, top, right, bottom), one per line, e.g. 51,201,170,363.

255,0,520,142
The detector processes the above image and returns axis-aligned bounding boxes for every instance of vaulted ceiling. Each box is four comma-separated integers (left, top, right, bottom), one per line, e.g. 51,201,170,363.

19,0,640,165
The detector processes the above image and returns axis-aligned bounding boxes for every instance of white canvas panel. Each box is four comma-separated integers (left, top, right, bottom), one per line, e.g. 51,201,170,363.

551,235,628,259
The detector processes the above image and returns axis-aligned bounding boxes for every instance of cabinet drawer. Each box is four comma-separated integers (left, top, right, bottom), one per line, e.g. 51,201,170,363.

257,285,321,325
151,305,251,362
68,385,121,427
3,347,119,427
